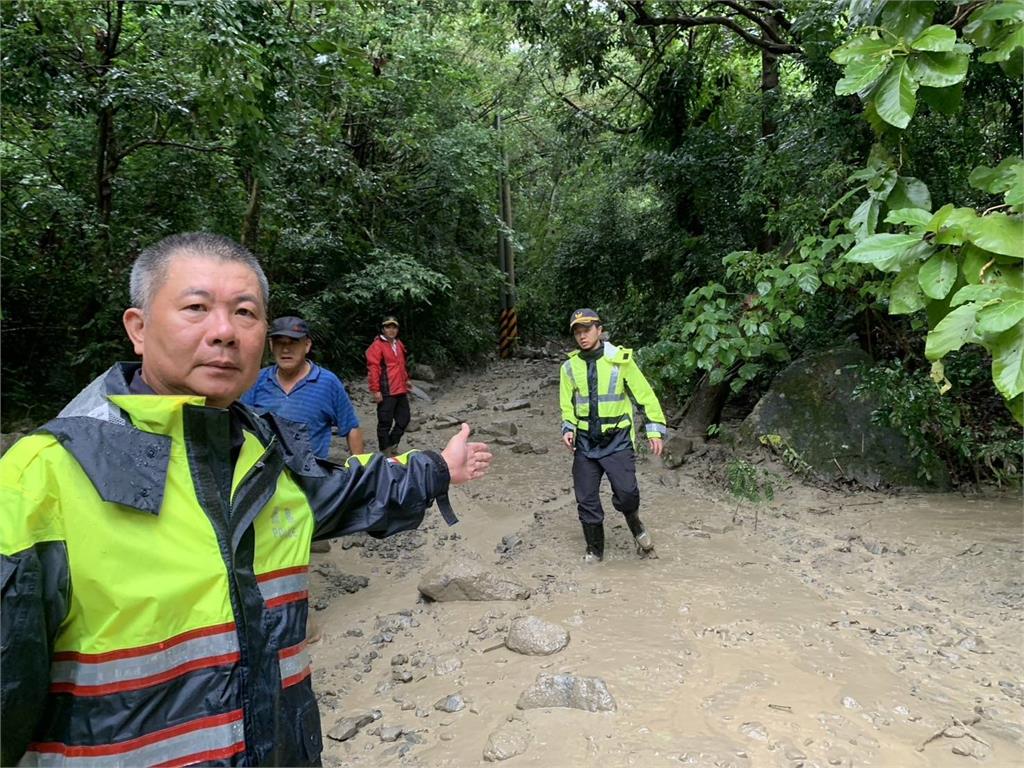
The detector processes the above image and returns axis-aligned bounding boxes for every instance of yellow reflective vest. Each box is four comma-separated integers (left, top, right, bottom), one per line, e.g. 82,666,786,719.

0,363,452,767
559,342,667,444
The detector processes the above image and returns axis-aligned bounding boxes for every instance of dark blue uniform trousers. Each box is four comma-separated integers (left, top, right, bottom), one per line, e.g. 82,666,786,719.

572,447,640,525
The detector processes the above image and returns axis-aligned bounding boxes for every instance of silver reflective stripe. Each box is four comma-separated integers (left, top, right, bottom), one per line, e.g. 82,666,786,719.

607,364,621,396
562,421,576,432
561,360,576,389
573,395,588,407
21,713,245,768
597,394,625,403
279,646,311,686
646,424,667,436
257,572,309,603
50,632,239,688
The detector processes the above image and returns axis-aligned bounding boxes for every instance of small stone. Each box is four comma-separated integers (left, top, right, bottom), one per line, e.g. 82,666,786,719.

434,693,466,713
379,725,403,742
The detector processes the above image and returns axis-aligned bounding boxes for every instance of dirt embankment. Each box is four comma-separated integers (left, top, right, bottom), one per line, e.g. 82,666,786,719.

317,356,1021,767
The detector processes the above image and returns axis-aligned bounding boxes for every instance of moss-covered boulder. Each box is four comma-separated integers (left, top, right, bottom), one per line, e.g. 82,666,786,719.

740,347,948,489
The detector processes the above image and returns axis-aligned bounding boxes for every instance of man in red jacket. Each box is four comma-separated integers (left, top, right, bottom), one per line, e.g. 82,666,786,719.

366,315,411,453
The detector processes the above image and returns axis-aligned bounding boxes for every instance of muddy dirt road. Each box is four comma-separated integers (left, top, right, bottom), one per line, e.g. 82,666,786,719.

312,356,1023,767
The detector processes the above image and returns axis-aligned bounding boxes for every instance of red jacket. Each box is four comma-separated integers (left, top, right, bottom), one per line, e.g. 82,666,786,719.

366,335,410,396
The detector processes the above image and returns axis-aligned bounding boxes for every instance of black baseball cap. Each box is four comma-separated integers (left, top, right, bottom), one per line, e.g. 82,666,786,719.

569,308,601,329
268,316,310,339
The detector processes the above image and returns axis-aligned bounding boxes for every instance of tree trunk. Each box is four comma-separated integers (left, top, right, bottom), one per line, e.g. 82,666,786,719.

240,170,261,249
94,0,124,260
675,372,730,437
757,20,780,253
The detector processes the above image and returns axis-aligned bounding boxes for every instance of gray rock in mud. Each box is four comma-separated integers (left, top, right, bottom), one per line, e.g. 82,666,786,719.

411,363,438,381
740,346,949,489
662,435,696,469
488,420,518,436
498,399,531,411
483,719,532,762
405,418,421,433
505,616,570,656
516,673,616,712
409,384,433,403
434,693,466,713
379,725,404,742
327,710,381,741
477,393,491,409
495,534,523,556
418,552,531,601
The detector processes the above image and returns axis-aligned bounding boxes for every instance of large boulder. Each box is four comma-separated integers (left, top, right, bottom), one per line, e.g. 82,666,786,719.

417,551,531,601
505,616,570,656
741,347,947,488
516,673,616,712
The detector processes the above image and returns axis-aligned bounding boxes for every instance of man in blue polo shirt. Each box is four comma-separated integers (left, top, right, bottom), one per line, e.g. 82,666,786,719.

242,315,365,457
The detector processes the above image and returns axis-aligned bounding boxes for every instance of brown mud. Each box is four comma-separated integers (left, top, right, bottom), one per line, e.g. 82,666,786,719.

313,357,1023,767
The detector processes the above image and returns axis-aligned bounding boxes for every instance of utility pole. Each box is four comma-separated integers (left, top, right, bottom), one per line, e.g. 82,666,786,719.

495,113,517,358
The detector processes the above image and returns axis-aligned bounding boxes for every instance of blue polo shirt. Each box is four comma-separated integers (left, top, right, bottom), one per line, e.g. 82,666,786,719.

241,362,360,457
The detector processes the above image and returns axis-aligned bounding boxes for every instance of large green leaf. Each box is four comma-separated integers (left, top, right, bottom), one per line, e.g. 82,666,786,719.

964,214,1024,258
908,51,970,87
991,323,1024,399
882,0,935,41
968,0,1024,24
925,303,978,359
891,265,927,314
934,207,978,246
977,291,1024,334
979,26,1024,63
831,35,896,65
969,156,1024,207
885,207,932,228
1009,394,1024,426
849,197,880,240
918,250,958,299
886,176,931,212
836,58,889,95
912,24,956,51
951,282,1006,306
873,58,917,128
962,244,994,284
845,233,922,268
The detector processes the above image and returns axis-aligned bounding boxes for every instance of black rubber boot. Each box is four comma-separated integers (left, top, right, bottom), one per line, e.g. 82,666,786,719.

624,511,654,554
582,523,604,562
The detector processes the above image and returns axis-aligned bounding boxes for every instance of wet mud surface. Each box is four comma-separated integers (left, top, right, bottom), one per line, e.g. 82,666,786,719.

311,357,1023,767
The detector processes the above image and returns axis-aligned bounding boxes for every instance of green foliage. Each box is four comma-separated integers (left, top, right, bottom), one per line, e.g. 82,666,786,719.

726,458,776,504
832,0,1024,421
854,355,1023,486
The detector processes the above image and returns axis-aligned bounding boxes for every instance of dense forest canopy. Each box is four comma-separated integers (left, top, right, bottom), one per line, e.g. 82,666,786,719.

2,0,1021,486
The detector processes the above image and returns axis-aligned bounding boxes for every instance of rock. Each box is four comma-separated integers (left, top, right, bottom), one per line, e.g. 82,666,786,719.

511,442,539,454
740,346,949,488
516,673,616,712
409,384,433,403
327,710,381,742
477,393,491,409
405,418,421,433
434,693,466,713
379,725,403,742
495,534,523,556
418,552,531,601
498,399,531,411
488,420,518,436
434,656,463,676
738,721,768,741
662,435,695,469
505,616,570,656
411,364,437,382
483,719,532,762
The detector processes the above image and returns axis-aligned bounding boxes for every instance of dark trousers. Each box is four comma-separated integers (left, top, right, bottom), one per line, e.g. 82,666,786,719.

572,447,640,525
376,394,411,451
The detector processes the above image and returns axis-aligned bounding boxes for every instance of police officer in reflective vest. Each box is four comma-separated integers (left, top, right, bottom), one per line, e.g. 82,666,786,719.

559,308,667,561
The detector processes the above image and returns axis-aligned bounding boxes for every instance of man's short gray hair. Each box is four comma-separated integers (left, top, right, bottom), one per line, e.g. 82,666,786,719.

129,232,270,312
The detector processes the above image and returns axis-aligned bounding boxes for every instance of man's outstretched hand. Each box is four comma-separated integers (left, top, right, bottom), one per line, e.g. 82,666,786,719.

441,423,493,485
